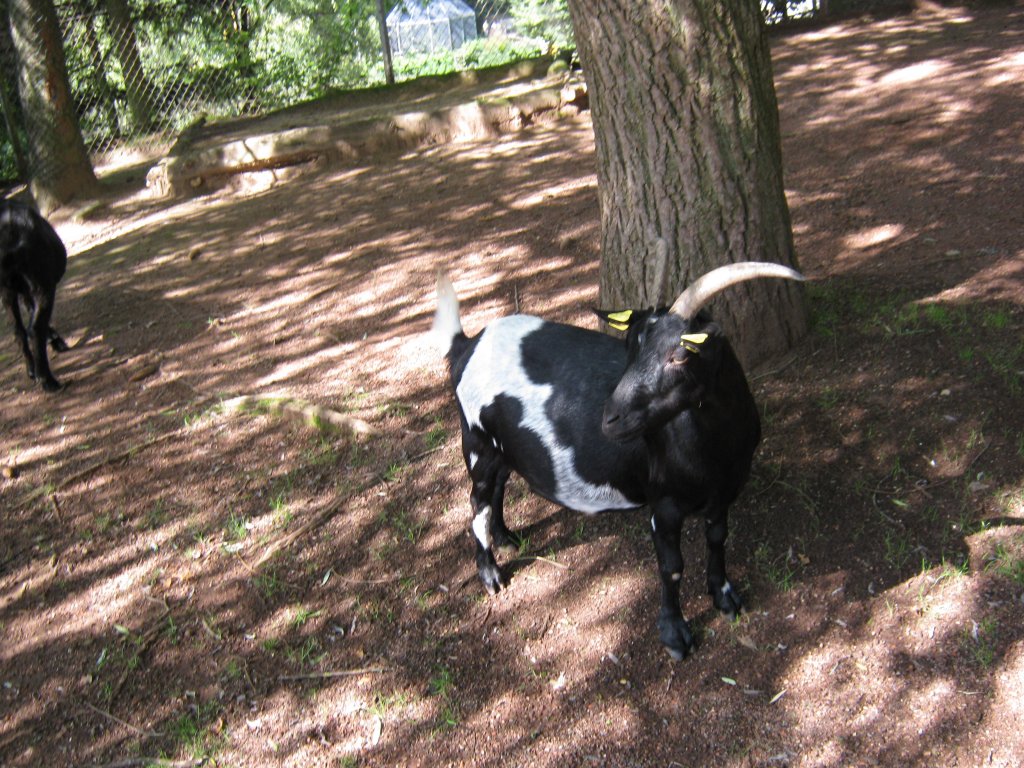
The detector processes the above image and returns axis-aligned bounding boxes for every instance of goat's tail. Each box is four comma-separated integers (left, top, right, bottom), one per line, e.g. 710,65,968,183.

432,271,464,355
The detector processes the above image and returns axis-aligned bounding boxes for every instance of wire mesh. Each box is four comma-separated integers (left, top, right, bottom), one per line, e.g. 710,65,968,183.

0,0,849,185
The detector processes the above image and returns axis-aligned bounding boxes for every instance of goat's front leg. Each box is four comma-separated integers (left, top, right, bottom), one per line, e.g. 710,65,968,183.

650,499,694,660
704,502,742,619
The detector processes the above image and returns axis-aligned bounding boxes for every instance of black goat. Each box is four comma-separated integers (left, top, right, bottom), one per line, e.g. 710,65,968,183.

0,200,70,392
435,262,804,659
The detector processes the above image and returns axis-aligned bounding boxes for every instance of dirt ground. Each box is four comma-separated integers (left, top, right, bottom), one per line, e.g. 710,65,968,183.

2,4,1023,767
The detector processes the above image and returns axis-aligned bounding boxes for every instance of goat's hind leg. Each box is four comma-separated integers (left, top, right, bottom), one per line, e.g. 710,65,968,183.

704,503,742,619
26,288,61,391
3,288,33,379
464,433,512,595
488,464,521,554
48,325,68,352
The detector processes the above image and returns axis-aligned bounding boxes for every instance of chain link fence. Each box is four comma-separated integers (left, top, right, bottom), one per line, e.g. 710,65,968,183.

0,0,885,186
0,0,575,183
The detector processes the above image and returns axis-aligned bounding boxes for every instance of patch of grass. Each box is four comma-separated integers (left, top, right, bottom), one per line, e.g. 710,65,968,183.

883,530,913,572
572,520,586,542
816,386,840,411
302,435,337,467
223,657,243,681
290,604,323,628
383,461,407,483
961,617,998,668
517,534,531,557
876,301,924,338
358,597,395,626
982,343,1024,396
754,543,796,592
94,627,145,701
253,568,284,600
428,665,454,698
145,499,168,529
368,689,411,720
286,637,326,668
982,307,1011,330
223,512,248,543
390,508,425,544
268,485,294,529
425,420,448,450
985,539,1024,585
379,402,411,419
165,700,225,761
428,665,459,733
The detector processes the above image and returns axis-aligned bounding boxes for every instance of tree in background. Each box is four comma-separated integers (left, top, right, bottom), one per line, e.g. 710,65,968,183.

7,0,97,209
104,0,157,131
565,0,807,368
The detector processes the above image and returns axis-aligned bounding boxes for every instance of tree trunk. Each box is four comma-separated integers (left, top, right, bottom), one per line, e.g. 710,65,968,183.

8,0,98,210
104,0,157,131
565,0,807,368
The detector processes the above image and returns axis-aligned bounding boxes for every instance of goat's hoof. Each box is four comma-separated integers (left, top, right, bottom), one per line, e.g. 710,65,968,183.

50,337,69,353
41,377,63,393
478,565,506,596
657,615,694,660
711,580,743,621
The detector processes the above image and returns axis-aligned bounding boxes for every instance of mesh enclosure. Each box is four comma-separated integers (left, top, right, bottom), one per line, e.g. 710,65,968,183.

0,0,863,186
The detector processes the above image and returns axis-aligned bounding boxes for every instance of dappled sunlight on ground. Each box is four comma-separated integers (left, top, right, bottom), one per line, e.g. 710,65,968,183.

1,5,1022,767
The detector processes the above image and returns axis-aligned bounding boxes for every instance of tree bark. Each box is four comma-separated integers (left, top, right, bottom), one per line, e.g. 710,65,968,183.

8,0,98,210
565,0,807,368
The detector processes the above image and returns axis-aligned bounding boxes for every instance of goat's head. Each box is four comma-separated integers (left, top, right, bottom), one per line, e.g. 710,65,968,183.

599,261,805,442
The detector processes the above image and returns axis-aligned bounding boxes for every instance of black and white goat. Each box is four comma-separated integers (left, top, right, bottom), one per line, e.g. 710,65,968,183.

434,262,804,659
0,200,70,392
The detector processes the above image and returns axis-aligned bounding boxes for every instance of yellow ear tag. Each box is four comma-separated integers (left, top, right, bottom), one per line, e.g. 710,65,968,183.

680,333,708,354
606,310,633,332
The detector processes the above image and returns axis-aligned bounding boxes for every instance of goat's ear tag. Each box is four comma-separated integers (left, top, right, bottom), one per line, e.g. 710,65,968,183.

680,333,708,354
606,309,633,331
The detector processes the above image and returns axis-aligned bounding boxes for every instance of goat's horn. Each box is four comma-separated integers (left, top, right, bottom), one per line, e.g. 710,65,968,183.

668,261,806,318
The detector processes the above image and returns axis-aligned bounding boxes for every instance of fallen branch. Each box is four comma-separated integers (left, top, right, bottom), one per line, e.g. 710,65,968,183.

219,395,373,438
253,460,402,569
109,603,172,706
278,666,388,682
17,390,370,511
90,758,206,768
51,429,181,492
515,554,569,569
82,701,162,738
254,498,346,569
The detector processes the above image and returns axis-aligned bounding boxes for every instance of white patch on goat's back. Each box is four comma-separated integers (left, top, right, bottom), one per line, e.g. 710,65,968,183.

457,316,639,513
468,452,479,471
472,505,493,549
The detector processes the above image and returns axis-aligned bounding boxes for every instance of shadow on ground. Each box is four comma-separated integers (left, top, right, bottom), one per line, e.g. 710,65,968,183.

1,5,1022,767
